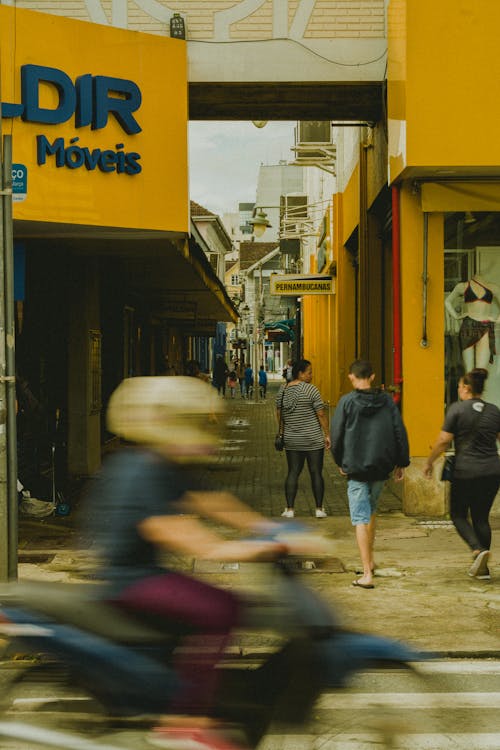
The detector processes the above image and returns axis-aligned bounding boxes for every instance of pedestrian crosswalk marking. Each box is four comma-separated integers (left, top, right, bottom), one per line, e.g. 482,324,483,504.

318,691,500,709
413,660,500,674
261,733,500,749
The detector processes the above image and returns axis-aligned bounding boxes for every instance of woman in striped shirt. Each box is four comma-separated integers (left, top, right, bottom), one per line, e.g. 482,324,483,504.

276,359,331,518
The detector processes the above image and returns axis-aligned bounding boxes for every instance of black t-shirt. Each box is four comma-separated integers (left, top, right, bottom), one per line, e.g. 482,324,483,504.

87,447,200,588
442,399,500,479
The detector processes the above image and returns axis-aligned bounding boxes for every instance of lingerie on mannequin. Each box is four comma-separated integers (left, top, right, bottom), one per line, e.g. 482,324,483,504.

463,278,493,304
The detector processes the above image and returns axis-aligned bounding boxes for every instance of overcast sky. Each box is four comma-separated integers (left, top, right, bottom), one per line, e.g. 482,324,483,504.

188,121,296,217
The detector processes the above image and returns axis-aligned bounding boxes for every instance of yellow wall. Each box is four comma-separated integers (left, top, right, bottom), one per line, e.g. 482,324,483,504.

1,6,188,232
387,0,407,183
302,183,358,410
399,183,444,455
341,166,359,246
388,0,500,181
303,295,331,407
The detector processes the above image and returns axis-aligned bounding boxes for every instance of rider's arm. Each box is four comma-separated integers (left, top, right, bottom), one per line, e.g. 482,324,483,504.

184,490,271,532
138,512,284,562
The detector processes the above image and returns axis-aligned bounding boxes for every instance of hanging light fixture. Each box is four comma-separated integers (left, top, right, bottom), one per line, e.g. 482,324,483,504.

249,208,272,237
252,121,268,128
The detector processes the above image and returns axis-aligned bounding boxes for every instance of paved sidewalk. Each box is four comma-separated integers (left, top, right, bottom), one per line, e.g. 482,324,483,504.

16,381,500,656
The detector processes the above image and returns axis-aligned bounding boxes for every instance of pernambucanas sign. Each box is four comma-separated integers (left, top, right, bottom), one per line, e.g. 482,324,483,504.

270,274,334,295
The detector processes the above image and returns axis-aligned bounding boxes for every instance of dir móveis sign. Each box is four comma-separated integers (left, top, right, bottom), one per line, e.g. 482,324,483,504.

270,274,334,296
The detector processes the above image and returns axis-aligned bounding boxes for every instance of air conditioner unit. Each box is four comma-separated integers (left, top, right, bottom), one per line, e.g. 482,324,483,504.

298,121,331,144
290,122,336,172
280,194,308,237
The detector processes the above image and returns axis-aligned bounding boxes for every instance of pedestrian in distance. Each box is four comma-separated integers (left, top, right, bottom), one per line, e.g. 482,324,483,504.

235,358,246,398
282,359,293,383
276,359,331,519
424,368,500,580
244,363,254,398
258,365,267,399
330,360,410,589
227,366,237,399
213,355,228,398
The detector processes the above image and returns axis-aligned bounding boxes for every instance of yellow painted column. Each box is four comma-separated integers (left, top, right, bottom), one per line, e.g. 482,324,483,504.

399,182,446,515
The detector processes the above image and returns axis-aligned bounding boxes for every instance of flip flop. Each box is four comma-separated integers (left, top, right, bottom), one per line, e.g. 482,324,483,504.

352,579,375,589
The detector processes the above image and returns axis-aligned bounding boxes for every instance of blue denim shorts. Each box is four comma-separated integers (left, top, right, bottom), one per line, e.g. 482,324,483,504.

347,479,385,525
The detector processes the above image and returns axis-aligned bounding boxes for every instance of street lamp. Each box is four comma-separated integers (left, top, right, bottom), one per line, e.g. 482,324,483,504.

249,199,332,240
248,208,272,238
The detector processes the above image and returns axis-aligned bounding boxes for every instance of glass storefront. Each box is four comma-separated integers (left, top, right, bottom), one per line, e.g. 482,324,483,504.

444,211,500,407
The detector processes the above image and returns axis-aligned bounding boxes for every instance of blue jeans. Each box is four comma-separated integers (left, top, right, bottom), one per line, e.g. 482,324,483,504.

347,479,385,525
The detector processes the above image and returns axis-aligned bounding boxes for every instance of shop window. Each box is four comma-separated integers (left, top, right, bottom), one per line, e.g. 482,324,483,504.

444,212,500,408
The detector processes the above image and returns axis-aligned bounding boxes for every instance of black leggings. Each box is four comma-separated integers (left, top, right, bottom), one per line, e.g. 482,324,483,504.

285,449,324,508
450,476,499,551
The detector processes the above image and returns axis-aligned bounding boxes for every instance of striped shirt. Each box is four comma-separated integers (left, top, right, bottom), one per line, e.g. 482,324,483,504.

276,382,325,451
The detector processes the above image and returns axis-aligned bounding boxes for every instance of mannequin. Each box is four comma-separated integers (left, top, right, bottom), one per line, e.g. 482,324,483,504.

445,276,500,370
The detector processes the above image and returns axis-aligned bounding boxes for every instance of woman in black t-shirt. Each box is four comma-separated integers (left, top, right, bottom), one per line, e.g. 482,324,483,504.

424,368,500,580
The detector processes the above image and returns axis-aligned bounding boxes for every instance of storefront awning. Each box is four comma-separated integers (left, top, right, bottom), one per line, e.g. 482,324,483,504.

14,220,238,332
264,319,295,342
421,182,500,212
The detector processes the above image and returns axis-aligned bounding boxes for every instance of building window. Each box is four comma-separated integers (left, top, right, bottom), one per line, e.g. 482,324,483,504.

444,211,500,408
231,274,239,285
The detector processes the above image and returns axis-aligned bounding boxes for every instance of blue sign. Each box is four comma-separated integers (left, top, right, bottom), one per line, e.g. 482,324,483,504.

12,164,27,202
1,65,142,134
1,65,143,177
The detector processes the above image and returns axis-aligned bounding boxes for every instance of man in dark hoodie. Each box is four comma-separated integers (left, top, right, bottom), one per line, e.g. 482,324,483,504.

330,360,410,589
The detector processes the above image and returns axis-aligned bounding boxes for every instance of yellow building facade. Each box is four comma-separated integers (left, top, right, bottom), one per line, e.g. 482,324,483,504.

0,6,234,479
304,0,500,515
1,5,188,232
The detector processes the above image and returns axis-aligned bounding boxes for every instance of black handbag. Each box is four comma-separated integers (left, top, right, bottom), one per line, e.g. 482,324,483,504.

275,384,288,452
274,433,285,451
440,454,455,482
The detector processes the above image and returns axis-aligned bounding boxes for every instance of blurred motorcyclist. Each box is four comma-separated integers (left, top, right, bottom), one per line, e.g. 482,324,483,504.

88,376,287,750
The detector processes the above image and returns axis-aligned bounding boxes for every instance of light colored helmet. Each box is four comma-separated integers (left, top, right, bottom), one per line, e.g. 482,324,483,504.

107,376,225,459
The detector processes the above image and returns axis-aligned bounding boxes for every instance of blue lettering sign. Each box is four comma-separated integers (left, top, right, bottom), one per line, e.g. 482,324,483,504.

36,135,142,175
22,65,76,126
1,64,142,135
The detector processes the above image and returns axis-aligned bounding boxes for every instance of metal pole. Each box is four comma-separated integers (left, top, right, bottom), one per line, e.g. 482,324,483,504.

252,271,259,402
0,105,9,581
3,135,17,579
421,212,429,349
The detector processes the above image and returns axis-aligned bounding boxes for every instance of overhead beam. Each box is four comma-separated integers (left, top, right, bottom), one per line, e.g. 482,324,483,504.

189,82,384,122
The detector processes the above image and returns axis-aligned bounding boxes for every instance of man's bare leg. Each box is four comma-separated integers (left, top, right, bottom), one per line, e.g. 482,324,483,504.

354,522,374,586
367,513,376,572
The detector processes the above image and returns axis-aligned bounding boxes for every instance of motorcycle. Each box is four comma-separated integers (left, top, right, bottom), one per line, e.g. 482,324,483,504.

0,543,431,750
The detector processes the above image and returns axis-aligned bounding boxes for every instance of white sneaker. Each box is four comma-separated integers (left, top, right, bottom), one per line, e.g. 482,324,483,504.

468,549,490,578
315,508,327,518
281,508,294,518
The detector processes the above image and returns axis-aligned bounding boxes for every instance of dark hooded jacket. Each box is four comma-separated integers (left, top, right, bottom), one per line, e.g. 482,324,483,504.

330,389,410,481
